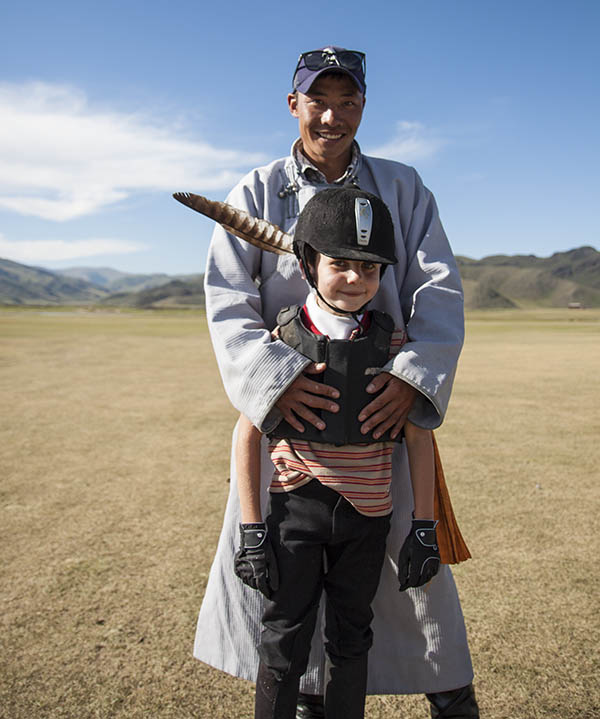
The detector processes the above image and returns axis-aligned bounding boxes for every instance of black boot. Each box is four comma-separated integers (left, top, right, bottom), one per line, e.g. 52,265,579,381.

255,661,301,719
296,693,325,719
426,684,479,718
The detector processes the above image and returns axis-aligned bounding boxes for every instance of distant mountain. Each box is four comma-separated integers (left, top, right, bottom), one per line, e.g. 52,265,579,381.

57,266,176,293
1,247,598,308
101,278,205,309
457,246,600,309
0,258,204,307
0,258,109,305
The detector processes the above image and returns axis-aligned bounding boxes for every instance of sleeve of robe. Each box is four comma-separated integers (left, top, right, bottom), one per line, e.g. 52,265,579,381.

203,173,312,433
367,159,465,430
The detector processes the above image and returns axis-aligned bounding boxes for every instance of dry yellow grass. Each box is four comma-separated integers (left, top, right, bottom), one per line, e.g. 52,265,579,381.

1,307,598,719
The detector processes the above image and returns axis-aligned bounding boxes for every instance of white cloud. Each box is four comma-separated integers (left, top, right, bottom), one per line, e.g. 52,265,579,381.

366,121,445,163
0,82,267,221
0,234,146,263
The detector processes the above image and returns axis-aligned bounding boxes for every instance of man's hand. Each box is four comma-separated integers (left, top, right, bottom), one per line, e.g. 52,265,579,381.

275,362,339,433
397,519,441,591
359,373,417,439
234,523,279,599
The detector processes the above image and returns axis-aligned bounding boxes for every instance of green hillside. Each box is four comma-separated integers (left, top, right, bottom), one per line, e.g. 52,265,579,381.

57,266,177,293
101,278,205,308
456,246,600,309
0,258,109,305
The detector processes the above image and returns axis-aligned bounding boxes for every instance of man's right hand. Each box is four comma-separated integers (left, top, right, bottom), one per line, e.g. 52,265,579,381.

275,362,339,432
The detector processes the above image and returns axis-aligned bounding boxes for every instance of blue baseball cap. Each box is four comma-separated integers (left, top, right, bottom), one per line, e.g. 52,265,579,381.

292,46,366,94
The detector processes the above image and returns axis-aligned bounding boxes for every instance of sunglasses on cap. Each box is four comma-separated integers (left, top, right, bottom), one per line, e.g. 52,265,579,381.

295,48,366,76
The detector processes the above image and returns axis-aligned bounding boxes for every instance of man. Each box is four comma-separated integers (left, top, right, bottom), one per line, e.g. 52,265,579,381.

196,47,479,718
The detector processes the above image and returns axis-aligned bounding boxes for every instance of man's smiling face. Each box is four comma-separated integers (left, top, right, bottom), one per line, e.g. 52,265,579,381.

288,73,365,181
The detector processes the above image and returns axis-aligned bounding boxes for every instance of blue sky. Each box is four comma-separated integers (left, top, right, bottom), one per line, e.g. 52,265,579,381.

0,0,598,275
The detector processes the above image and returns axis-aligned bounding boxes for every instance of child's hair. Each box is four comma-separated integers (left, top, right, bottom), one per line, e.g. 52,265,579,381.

301,244,318,273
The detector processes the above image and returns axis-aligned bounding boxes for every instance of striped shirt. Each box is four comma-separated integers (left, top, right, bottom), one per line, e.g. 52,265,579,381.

268,301,406,517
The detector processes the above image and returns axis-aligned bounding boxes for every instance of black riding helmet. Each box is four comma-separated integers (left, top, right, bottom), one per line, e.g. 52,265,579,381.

293,187,397,315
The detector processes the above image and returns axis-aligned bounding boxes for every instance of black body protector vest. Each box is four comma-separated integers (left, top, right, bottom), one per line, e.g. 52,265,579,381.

269,305,403,446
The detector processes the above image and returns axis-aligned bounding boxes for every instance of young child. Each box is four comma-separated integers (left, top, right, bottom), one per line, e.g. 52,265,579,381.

232,188,442,719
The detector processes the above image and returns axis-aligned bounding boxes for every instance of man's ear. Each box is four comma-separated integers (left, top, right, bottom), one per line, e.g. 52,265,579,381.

287,92,299,118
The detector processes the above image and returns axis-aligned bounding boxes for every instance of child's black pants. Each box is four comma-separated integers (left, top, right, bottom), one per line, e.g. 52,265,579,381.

256,478,391,719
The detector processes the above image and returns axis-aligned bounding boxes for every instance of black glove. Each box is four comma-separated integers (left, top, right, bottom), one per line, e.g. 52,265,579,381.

397,519,440,591
234,522,279,599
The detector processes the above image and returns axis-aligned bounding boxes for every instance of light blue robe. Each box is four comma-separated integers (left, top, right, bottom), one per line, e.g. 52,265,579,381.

194,143,474,694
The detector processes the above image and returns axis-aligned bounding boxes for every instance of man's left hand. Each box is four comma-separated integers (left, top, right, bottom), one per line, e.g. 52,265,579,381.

359,373,417,439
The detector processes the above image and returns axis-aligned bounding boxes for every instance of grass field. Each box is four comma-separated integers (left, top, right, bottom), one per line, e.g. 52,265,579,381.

1,308,599,719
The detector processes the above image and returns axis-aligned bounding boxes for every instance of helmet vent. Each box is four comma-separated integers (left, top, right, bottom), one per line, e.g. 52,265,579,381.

354,198,372,246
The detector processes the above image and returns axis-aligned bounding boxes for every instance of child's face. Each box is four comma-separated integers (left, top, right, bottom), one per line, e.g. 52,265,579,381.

310,253,381,314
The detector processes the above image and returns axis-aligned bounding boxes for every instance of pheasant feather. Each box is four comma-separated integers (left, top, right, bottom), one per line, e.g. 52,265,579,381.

173,192,294,255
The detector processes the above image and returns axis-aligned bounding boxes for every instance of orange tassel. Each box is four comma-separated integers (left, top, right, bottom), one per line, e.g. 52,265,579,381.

432,433,472,564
